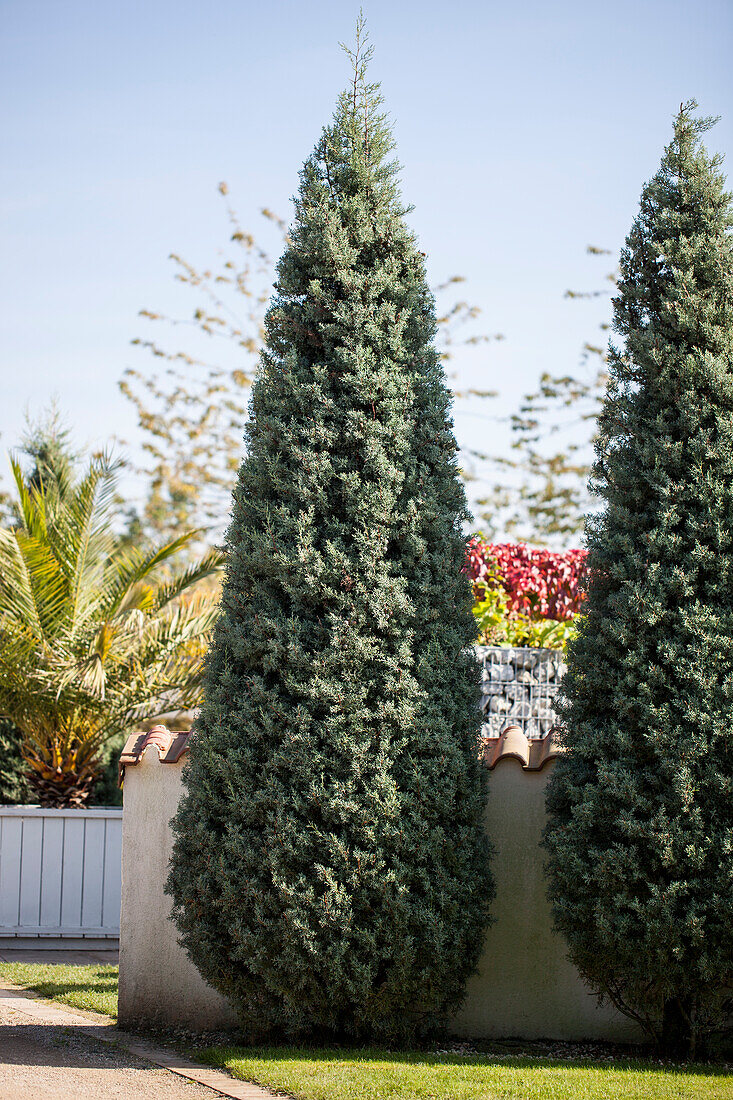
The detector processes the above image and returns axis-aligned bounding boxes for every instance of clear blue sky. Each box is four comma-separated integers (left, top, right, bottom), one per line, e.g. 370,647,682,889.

2,0,731,516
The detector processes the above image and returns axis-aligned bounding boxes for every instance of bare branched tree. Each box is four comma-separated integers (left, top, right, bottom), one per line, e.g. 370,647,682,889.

476,246,617,545
121,185,503,542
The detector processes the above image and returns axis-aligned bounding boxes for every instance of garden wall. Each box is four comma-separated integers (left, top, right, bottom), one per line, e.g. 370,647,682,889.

117,730,237,1029
118,703,642,1042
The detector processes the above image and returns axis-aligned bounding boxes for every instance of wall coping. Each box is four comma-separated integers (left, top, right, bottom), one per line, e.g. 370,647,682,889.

119,723,563,785
482,725,562,770
118,725,191,785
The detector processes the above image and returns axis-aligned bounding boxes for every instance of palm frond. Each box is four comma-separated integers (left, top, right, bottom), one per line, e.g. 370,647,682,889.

89,595,220,736
0,528,58,640
99,530,202,620
1,441,221,805
54,452,121,630
148,546,225,612
10,456,48,540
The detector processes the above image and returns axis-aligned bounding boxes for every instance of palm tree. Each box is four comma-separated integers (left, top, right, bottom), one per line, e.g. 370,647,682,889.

0,445,224,807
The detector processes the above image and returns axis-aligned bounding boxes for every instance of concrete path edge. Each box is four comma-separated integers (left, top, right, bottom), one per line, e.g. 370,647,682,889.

0,979,281,1100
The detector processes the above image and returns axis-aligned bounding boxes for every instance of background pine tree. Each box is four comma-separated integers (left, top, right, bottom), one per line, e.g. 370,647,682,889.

166,25,492,1042
544,102,733,1056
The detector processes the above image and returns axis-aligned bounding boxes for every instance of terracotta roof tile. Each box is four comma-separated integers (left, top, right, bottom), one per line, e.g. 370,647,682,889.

118,725,192,786
481,725,562,771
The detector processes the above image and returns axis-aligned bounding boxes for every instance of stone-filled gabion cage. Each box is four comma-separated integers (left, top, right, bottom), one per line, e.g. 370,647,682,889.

478,646,566,739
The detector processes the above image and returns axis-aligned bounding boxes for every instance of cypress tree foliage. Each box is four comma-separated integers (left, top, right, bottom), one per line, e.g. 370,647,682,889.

544,103,733,1057
166,25,491,1042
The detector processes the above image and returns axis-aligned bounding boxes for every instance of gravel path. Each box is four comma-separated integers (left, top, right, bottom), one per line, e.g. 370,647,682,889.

0,998,217,1099
0,984,276,1100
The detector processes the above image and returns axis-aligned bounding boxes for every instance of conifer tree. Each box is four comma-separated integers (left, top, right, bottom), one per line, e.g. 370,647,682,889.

544,103,733,1056
166,24,491,1042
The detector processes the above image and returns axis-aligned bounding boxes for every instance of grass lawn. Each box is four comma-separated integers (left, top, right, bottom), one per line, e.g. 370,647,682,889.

0,961,118,1019
1,962,731,1099
197,1046,733,1100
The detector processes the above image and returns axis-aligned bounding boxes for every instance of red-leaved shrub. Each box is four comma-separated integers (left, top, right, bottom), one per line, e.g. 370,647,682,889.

466,538,588,622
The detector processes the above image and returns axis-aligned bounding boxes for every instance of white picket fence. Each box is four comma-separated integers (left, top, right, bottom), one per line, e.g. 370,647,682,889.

0,806,122,943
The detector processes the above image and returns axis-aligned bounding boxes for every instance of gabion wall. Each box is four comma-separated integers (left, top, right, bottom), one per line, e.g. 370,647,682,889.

478,645,566,739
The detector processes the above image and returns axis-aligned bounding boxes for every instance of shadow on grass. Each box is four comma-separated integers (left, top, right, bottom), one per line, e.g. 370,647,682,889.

6,967,117,997
0,964,118,1018
193,1041,733,1080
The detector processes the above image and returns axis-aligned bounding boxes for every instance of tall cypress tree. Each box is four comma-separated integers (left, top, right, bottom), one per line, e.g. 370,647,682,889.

167,26,491,1042
544,103,733,1056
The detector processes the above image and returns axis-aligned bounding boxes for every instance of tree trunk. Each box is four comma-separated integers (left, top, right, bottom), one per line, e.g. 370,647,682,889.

661,997,694,1058
26,767,97,809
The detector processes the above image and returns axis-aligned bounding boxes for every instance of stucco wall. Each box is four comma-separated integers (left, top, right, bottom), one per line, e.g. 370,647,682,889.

118,750,237,1030
452,758,639,1041
119,746,641,1041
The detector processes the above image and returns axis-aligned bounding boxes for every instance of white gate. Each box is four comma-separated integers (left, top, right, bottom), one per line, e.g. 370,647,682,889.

0,806,122,942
